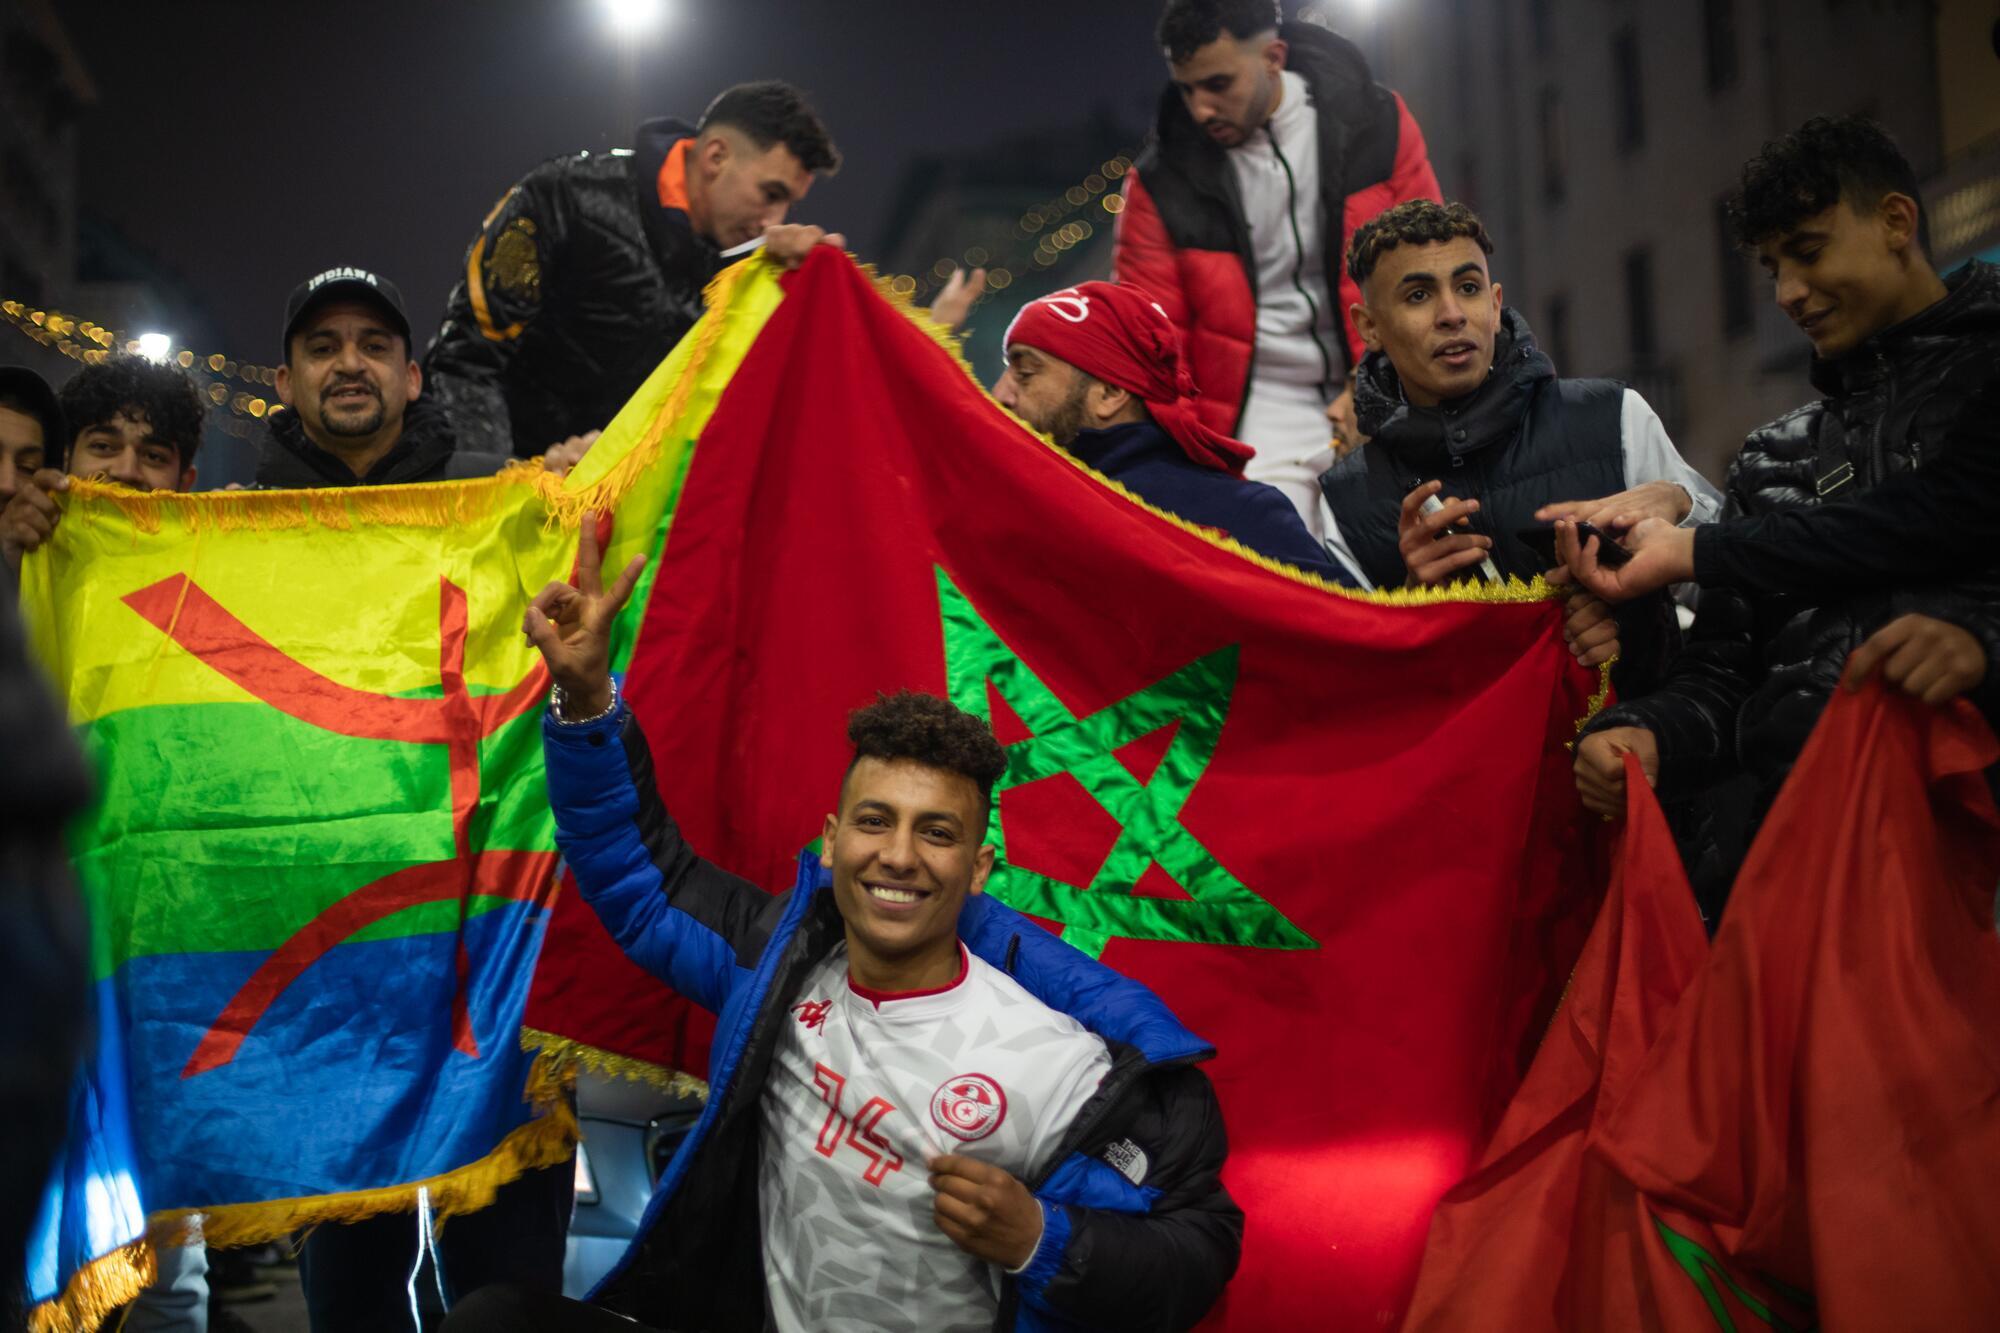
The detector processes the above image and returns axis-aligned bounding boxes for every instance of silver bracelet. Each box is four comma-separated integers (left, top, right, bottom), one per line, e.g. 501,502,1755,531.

550,678,619,726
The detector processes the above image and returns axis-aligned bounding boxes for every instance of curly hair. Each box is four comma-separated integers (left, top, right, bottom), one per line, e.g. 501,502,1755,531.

1728,115,1928,254
1157,0,1282,63
699,81,841,176
54,355,206,469
1346,199,1495,286
845,690,1007,816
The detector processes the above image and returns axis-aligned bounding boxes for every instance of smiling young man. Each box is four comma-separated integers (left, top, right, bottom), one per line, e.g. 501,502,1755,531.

1316,200,1719,695
425,81,840,459
444,528,1241,1333
1114,0,1439,537
1569,116,2000,908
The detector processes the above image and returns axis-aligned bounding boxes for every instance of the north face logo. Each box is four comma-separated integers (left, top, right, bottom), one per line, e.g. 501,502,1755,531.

1100,1137,1148,1185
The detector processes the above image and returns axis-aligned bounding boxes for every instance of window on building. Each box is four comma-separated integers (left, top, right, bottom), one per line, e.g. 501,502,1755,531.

1624,246,1658,366
1702,0,1740,92
1716,197,1753,338
1538,86,1567,205
1611,26,1644,153
1545,295,1573,374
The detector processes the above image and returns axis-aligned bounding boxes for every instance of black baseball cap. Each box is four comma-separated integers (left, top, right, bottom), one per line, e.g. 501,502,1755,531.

0,365,68,453
281,267,412,358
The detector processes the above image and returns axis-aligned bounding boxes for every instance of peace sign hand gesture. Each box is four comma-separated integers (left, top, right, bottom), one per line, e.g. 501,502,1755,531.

523,514,647,721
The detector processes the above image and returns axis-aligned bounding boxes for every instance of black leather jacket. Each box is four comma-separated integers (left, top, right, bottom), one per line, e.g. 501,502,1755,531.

423,119,722,458
1588,261,2000,843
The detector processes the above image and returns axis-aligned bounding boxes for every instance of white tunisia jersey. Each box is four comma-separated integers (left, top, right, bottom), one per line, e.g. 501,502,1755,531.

757,941,1114,1333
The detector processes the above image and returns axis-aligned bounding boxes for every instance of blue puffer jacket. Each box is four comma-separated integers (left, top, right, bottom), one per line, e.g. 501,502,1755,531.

544,704,1243,1332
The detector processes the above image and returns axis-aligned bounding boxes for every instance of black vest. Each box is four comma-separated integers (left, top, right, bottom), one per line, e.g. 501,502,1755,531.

1322,311,1678,696
1321,375,1627,588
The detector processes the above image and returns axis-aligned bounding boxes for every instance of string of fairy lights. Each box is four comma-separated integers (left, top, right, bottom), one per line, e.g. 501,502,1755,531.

0,146,1139,423
881,149,1137,310
1,298,281,440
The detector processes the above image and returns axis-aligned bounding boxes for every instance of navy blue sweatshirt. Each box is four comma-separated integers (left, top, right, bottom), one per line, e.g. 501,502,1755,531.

1067,421,1353,585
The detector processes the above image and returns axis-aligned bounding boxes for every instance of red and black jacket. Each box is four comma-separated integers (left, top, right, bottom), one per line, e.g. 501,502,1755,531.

1114,23,1440,436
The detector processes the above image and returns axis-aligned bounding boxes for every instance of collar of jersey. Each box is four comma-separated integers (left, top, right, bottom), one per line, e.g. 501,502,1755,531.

846,942,971,1011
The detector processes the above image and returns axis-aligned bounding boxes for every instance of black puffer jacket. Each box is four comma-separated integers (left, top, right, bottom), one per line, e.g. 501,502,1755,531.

424,119,723,458
254,396,507,488
1587,260,2000,868
1323,308,1678,696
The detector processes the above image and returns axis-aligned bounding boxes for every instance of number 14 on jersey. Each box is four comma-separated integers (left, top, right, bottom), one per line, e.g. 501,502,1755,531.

811,1063,904,1186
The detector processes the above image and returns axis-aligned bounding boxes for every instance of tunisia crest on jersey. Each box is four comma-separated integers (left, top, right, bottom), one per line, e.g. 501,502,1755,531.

931,1074,1008,1142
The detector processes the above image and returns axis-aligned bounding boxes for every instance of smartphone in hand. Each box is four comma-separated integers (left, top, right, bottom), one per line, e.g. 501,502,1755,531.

1516,521,1634,569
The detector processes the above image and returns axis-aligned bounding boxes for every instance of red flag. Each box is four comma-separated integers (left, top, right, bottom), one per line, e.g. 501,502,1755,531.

1596,684,2000,1328
590,250,1606,1325
1402,755,1812,1331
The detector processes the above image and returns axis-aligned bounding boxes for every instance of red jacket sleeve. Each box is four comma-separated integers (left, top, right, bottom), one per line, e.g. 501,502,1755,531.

1336,92,1443,367
1113,170,1191,335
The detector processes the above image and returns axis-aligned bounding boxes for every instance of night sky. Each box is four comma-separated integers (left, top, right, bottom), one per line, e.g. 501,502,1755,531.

72,0,1178,361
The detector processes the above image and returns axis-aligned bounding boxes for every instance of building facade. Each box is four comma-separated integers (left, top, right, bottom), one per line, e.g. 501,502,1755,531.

1331,0,1993,478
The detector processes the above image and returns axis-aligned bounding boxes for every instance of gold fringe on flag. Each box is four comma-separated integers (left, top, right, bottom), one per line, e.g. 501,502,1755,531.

26,1239,157,1333
56,468,540,536
521,1027,709,1101
857,258,1565,611
531,257,758,533
52,251,765,540
144,1095,578,1253
859,256,1617,734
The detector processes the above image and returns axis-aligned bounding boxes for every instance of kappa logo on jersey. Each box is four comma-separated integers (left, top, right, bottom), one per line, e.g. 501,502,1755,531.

793,999,833,1032
929,1073,1008,1142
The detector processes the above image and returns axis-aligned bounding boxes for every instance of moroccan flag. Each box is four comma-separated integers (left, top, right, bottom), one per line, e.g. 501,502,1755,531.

602,248,1608,1326
1594,683,2000,1328
1401,755,1812,1332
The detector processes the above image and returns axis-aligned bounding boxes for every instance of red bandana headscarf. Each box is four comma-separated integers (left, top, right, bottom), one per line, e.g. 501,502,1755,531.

1002,281,1257,475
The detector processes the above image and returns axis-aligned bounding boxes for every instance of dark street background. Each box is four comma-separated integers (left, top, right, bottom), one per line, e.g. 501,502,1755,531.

72,0,1167,358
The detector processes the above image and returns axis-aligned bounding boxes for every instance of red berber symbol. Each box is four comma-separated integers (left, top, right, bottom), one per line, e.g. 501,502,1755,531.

121,573,559,1079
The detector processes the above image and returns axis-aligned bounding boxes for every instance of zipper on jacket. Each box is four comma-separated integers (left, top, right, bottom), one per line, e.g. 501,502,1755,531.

1266,126,1338,397
1870,352,1890,487
1174,142,1263,430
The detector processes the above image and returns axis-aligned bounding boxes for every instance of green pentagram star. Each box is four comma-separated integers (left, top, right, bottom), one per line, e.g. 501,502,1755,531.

937,566,1316,959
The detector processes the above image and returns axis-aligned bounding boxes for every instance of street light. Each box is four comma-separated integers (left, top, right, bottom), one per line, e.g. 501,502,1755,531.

600,0,666,36
598,0,669,143
136,332,172,362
